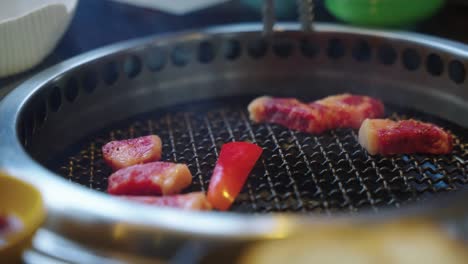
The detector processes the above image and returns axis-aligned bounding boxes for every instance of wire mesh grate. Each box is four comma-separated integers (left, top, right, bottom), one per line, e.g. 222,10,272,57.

49,97,468,214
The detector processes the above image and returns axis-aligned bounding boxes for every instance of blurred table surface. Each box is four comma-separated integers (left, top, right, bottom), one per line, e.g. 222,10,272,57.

1,0,468,94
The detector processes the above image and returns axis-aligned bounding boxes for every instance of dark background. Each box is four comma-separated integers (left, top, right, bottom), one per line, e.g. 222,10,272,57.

1,0,468,90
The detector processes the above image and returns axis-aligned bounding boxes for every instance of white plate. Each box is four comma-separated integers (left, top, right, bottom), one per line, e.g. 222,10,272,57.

0,0,78,78
110,0,229,15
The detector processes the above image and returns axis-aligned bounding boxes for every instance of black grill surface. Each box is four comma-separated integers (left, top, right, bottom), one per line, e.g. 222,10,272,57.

49,97,468,214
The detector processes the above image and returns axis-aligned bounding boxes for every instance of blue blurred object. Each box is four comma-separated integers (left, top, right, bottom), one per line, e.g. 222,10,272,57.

240,0,297,19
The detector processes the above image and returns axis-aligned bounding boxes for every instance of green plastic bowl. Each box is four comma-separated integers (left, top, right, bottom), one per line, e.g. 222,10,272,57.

325,0,445,28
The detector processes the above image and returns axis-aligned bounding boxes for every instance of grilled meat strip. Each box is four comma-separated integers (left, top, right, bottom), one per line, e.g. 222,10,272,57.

102,135,162,170
107,162,192,195
248,94,384,133
358,119,453,155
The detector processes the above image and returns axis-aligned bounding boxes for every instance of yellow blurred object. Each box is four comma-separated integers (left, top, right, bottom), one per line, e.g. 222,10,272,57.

0,172,45,262
239,221,468,264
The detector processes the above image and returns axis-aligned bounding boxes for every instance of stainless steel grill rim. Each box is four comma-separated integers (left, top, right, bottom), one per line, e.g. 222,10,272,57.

2,23,468,256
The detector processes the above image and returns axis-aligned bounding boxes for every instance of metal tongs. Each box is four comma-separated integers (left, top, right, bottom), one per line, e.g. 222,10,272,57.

262,0,315,35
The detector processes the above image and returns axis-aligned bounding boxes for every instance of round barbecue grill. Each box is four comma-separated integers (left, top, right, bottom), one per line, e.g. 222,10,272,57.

2,22,468,260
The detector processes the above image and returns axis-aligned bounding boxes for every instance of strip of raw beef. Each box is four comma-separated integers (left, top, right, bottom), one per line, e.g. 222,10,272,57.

358,119,453,155
248,94,384,133
102,135,162,170
312,93,384,129
107,162,192,195
248,96,331,133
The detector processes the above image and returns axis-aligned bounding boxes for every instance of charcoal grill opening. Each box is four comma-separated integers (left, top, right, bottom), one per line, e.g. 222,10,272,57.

47,96,468,214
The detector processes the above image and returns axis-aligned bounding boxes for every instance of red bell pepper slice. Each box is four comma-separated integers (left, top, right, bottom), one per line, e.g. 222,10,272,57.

207,142,263,211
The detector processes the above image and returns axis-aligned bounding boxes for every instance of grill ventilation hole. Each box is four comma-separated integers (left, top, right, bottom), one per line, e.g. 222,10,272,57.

124,55,142,79
147,47,167,72
171,45,191,67
352,40,371,62
48,87,62,112
82,71,98,94
35,100,48,129
378,44,397,65
300,38,319,58
402,48,421,71
448,60,466,84
247,39,268,59
426,53,444,76
327,38,345,59
272,39,293,58
103,61,119,85
198,41,216,63
65,77,79,102
223,39,242,60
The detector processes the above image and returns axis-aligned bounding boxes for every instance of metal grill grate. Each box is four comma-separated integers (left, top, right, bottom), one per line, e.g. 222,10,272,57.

49,97,468,214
